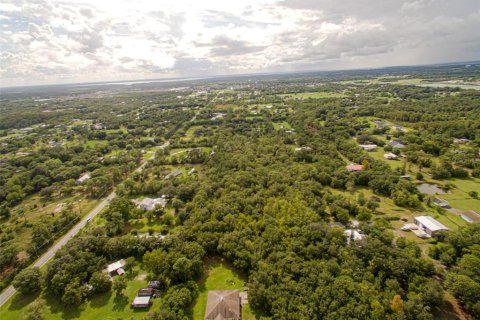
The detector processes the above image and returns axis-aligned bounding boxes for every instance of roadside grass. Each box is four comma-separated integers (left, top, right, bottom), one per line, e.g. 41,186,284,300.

7,194,99,250
192,257,255,320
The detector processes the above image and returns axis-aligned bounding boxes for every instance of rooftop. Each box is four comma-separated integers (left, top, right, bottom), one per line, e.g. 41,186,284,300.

414,216,449,232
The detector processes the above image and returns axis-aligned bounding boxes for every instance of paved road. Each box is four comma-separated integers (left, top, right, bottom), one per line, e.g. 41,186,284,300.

0,141,170,308
0,192,116,307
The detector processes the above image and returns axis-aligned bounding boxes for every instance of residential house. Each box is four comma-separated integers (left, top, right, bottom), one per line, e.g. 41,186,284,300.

389,140,405,149
205,290,241,320
76,173,91,184
137,197,167,211
414,216,449,237
93,123,104,130
359,144,377,152
105,259,126,276
165,169,182,179
432,198,449,208
346,164,364,172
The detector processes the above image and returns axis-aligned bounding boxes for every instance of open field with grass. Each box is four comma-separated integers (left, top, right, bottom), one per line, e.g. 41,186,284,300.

425,177,480,212
6,194,99,250
192,258,255,320
272,121,292,130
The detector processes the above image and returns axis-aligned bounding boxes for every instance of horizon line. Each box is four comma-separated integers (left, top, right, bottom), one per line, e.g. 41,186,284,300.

1,59,479,90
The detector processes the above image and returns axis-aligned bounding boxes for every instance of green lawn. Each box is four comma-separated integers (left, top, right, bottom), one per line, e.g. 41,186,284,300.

192,258,255,320
6,194,99,250
426,177,480,212
0,266,157,320
368,149,406,170
272,121,292,130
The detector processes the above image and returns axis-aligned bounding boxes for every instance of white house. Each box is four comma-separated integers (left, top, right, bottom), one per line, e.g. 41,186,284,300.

414,216,449,237
137,197,167,211
344,229,366,245
105,259,126,276
389,140,405,149
384,152,398,160
359,144,377,152
76,173,91,184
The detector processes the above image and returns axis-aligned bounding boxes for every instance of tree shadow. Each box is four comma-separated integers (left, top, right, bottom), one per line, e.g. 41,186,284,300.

112,294,129,311
43,292,82,320
89,291,112,308
8,291,40,311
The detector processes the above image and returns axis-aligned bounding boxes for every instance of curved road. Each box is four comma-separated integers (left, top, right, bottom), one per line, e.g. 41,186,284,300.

0,140,172,308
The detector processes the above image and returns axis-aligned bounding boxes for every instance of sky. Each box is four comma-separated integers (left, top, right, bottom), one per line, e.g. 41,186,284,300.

0,0,479,87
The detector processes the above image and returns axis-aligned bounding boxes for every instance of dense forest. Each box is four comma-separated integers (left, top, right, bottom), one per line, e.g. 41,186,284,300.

1,67,480,320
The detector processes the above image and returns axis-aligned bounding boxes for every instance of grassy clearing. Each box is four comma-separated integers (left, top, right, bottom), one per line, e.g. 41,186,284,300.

0,265,157,320
272,122,292,130
426,177,480,212
7,194,99,250
184,126,205,140
368,149,406,170
192,258,255,320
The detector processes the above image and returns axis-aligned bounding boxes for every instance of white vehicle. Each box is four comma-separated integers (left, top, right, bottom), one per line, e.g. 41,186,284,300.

400,225,411,231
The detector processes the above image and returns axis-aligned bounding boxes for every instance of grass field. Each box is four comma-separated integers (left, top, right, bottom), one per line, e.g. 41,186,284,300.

368,149,406,170
192,258,256,320
426,177,480,212
6,194,99,250
0,265,157,320
272,121,292,130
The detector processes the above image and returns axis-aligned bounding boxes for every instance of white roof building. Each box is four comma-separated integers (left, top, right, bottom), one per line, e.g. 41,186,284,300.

384,152,398,160
105,259,126,275
77,173,91,184
414,216,449,237
344,229,366,245
359,144,377,151
138,197,167,211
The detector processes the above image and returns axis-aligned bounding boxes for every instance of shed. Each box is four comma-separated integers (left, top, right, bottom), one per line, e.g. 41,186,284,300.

205,290,241,320
148,281,160,289
414,216,449,237
138,288,154,297
132,296,151,309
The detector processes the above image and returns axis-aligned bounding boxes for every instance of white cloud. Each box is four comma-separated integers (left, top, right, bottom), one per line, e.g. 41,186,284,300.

0,0,479,86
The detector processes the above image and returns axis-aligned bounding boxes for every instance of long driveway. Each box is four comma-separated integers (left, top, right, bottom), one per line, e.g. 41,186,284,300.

0,140,171,308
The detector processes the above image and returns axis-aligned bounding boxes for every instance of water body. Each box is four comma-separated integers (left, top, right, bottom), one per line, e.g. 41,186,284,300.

417,83,480,90
417,183,447,195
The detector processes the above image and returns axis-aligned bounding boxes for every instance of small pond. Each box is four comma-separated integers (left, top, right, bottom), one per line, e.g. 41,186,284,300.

417,183,447,195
